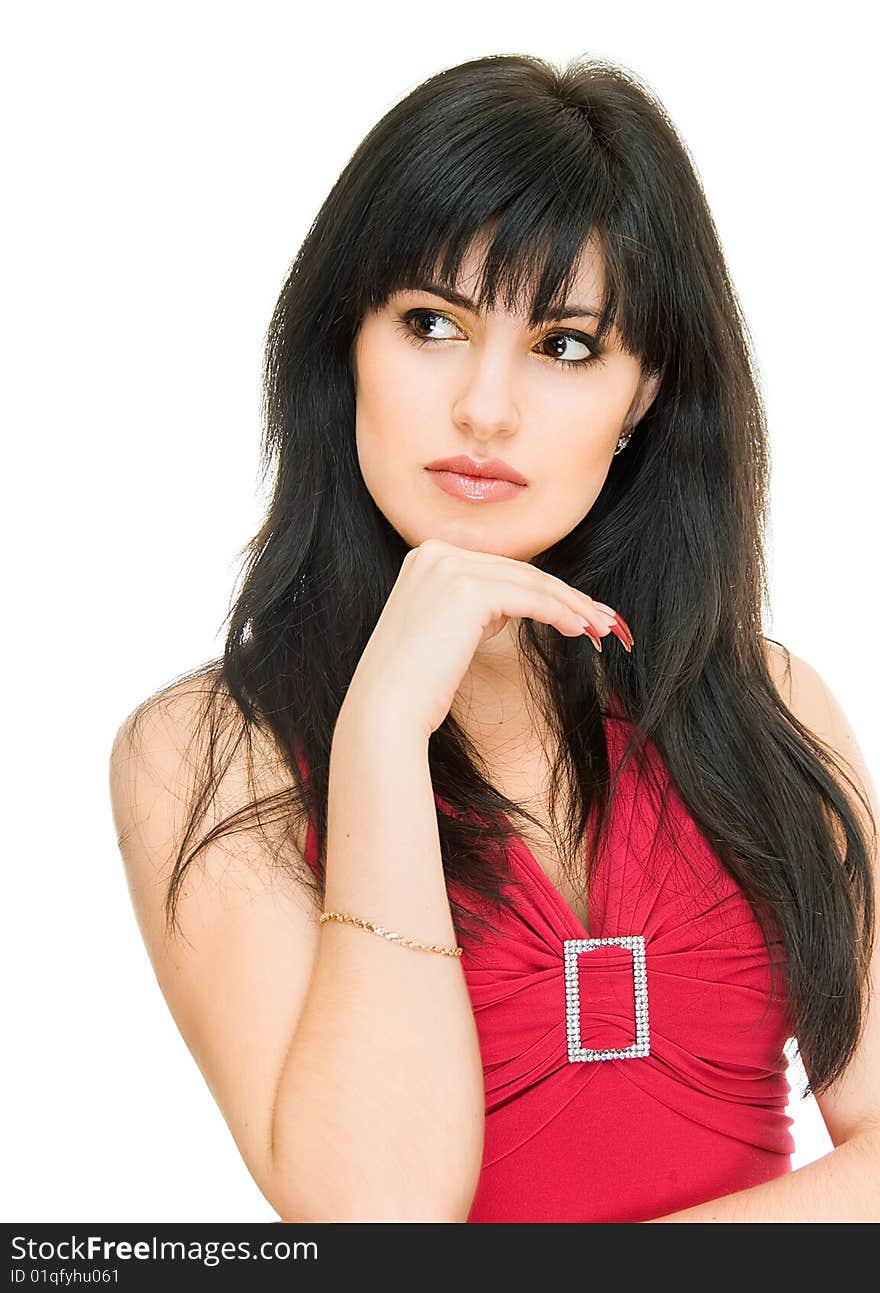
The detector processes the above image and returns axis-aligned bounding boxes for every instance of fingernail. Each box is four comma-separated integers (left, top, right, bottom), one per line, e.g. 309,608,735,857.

582,625,602,652
609,610,630,641
590,603,635,645
608,622,632,652
613,612,634,645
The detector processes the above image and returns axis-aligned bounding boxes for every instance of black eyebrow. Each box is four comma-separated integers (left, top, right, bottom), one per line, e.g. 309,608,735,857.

399,280,602,323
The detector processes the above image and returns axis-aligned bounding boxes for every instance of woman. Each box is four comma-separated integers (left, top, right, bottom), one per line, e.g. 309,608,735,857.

109,54,879,1222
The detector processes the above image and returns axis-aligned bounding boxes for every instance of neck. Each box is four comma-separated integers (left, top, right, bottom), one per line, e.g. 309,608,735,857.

453,620,544,750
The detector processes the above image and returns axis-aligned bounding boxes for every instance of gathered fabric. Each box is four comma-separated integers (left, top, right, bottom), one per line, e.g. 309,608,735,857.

299,715,794,1222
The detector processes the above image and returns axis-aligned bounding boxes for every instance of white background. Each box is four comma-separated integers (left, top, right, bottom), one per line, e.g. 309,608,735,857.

2,1,876,1221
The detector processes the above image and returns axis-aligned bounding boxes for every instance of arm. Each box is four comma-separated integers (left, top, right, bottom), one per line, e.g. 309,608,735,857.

270,700,485,1221
650,644,880,1221
109,683,484,1225
646,1130,880,1222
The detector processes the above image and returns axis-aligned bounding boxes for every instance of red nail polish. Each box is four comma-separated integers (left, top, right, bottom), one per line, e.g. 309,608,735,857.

608,622,632,652
582,626,602,652
612,613,634,646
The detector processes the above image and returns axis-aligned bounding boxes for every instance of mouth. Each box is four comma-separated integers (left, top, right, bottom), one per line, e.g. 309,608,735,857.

425,455,528,486
424,467,527,504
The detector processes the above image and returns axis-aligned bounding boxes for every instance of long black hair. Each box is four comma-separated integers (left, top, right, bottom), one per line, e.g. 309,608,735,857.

126,53,875,1100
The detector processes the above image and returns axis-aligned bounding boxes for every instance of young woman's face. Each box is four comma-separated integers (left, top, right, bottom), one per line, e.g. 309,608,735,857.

352,237,660,562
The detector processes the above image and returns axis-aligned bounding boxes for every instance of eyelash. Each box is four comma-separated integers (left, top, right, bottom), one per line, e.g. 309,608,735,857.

393,309,604,371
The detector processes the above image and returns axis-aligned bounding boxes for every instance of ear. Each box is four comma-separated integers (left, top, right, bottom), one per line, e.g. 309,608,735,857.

631,369,662,426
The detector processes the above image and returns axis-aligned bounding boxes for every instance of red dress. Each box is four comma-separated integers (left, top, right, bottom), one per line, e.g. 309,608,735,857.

300,715,795,1222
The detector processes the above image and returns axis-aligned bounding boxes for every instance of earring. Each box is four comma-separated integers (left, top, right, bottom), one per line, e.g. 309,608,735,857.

613,429,633,456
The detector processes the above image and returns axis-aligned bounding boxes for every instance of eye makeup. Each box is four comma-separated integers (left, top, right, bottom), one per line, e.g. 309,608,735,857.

393,307,606,372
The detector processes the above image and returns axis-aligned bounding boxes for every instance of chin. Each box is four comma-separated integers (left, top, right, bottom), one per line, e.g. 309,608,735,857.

425,522,541,562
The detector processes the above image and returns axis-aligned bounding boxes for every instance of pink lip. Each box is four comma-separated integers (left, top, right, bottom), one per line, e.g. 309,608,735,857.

424,455,528,486
425,469,525,502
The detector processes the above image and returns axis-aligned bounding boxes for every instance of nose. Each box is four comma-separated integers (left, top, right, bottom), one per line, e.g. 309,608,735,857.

451,346,521,443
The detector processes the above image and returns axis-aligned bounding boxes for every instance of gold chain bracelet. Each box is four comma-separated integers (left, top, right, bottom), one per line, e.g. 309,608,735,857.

319,910,463,957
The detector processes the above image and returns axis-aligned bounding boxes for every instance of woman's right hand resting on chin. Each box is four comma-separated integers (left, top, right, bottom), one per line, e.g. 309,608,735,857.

340,537,633,740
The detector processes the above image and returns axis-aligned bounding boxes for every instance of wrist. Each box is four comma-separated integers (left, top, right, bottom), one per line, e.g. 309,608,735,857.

333,691,430,753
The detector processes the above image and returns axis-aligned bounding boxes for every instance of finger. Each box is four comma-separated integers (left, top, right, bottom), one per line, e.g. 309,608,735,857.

447,549,631,648
467,576,604,648
474,556,622,641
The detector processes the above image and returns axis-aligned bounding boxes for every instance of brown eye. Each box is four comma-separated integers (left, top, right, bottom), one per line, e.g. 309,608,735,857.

537,332,598,368
397,309,462,343
394,309,601,370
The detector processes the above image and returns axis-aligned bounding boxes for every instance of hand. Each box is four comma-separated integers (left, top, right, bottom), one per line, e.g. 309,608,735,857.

338,539,634,741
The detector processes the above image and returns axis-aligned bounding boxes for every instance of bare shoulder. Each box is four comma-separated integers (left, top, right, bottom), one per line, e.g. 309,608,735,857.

762,634,878,864
108,672,319,1212
761,636,822,714
761,637,867,784
109,672,311,868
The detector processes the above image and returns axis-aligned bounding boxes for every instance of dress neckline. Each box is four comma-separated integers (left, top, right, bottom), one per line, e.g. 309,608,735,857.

499,813,594,940
493,712,632,942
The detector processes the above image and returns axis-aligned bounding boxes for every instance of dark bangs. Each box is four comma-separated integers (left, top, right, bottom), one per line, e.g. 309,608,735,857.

331,56,679,378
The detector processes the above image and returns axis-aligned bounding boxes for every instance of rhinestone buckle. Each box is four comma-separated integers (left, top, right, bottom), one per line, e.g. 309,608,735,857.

563,935,650,1062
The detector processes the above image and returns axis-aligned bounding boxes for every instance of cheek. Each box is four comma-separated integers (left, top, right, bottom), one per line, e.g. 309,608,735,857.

554,453,608,519
552,400,619,471
355,335,430,451
354,368,427,502
536,408,620,522
547,369,634,461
